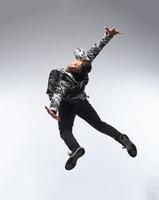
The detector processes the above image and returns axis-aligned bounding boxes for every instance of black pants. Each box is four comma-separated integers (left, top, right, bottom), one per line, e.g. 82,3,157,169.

58,99,122,152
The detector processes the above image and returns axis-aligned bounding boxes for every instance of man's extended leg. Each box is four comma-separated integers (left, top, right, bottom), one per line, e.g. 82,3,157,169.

77,100,121,140
77,100,137,157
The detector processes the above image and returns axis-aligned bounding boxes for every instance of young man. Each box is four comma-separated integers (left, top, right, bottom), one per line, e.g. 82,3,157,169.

45,27,137,170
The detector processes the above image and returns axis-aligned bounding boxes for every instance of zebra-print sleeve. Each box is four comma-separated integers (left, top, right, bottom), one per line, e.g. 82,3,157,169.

85,33,112,62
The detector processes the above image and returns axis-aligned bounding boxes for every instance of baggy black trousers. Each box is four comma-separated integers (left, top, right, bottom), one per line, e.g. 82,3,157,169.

58,99,122,152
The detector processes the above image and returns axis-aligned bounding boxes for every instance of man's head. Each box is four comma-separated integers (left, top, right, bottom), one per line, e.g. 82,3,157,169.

67,59,92,75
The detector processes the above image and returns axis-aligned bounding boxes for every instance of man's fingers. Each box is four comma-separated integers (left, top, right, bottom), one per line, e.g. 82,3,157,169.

50,114,61,122
57,116,61,122
55,116,61,121
105,27,109,31
104,27,115,31
45,105,54,115
104,27,123,36
105,27,111,34
45,106,49,112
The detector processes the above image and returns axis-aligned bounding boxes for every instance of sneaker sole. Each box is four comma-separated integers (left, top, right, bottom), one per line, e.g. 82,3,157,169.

121,135,137,157
65,148,85,170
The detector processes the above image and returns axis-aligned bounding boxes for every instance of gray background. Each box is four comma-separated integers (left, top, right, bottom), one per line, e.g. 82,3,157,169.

0,0,159,200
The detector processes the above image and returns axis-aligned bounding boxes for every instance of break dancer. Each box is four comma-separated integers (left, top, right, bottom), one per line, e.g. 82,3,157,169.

45,27,137,170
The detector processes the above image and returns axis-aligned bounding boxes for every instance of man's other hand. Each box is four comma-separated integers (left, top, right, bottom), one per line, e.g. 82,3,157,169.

45,106,61,121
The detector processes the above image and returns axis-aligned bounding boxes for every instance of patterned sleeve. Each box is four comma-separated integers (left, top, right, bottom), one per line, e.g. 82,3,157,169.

74,32,113,63
46,69,60,99
49,80,70,112
85,33,112,62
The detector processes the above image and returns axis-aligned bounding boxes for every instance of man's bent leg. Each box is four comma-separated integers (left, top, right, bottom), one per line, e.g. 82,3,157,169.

59,128,80,152
59,101,85,170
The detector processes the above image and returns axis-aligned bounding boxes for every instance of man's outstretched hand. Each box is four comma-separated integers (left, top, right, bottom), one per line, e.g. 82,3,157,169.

105,27,123,38
45,106,61,121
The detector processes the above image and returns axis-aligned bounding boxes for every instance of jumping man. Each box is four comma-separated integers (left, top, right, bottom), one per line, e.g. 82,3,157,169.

45,27,137,170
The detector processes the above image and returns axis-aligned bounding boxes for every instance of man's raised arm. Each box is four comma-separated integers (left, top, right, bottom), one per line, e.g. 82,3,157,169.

74,27,121,62
86,27,121,62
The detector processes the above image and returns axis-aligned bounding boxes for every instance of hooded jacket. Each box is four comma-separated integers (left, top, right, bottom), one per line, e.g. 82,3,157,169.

46,32,113,112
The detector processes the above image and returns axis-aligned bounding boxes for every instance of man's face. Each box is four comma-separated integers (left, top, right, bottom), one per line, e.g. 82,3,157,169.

67,59,82,73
